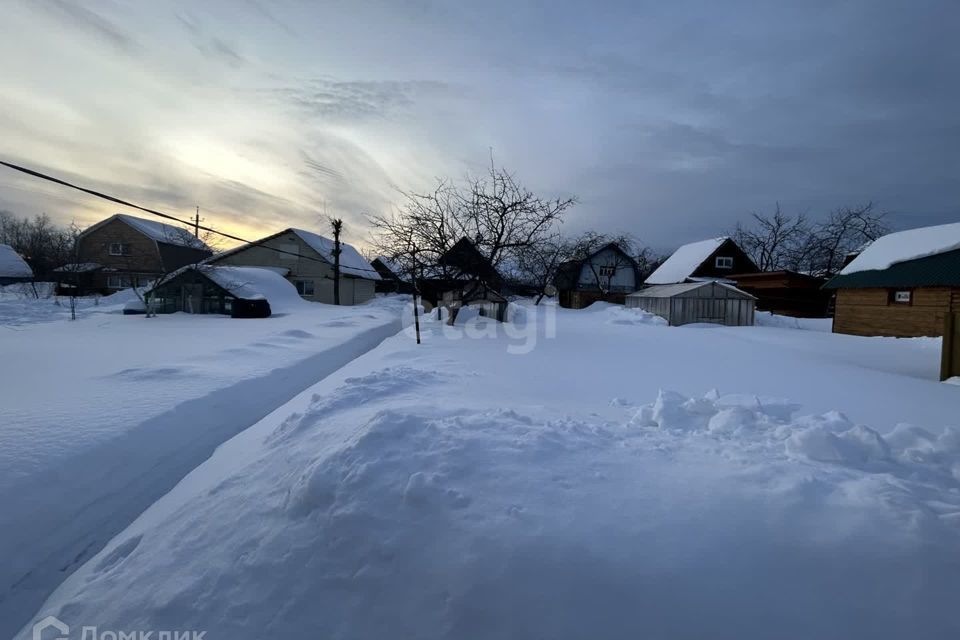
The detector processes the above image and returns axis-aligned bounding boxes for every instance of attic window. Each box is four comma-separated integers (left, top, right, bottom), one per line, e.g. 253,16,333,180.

598,266,616,277
109,243,131,256
715,256,734,269
890,290,912,305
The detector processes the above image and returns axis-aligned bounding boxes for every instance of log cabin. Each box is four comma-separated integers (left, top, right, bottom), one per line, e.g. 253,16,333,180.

823,222,960,337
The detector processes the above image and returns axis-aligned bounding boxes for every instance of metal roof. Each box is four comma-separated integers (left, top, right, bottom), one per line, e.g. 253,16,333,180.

627,280,756,299
824,248,960,289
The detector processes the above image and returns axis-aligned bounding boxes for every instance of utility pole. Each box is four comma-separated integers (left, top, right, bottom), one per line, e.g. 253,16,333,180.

330,217,343,305
194,206,200,238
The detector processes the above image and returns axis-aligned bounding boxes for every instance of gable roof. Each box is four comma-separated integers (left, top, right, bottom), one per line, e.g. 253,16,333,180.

645,237,728,285
824,247,960,289
838,221,960,275
81,214,210,250
437,238,502,285
553,242,639,290
211,228,380,280
0,244,33,278
628,280,756,300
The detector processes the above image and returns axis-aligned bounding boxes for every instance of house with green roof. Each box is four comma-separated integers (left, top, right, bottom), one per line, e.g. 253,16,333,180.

824,221,960,337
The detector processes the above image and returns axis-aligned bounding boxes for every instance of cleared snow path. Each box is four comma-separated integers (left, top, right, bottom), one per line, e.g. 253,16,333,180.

0,297,406,638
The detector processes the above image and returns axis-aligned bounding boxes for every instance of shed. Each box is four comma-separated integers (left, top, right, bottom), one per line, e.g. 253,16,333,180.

729,270,831,318
625,281,756,326
823,221,960,338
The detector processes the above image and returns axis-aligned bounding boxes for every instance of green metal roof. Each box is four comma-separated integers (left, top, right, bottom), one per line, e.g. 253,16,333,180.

824,248,960,289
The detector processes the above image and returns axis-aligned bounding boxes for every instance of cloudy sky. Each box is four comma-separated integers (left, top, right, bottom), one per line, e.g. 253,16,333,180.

0,0,957,251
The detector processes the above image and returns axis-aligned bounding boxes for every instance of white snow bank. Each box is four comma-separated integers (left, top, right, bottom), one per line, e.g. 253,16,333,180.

840,221,960,274
0,296,408,637
0,243,33,278
19,312,960,639
754,311,832,331
645,236,726,284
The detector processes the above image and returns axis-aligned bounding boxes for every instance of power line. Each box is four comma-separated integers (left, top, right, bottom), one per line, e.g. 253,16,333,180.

0,159,380,273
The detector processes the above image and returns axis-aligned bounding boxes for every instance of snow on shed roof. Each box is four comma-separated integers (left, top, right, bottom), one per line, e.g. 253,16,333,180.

645,237,727,284
629,281,756,299
81,214,211,250
289,228,380,280
839,221,960,275
0,244,33,278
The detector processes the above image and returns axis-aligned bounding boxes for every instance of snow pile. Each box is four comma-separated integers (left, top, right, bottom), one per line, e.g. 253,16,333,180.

754,311,832,331
645,236,727,284
603,304,668,326
0,243,33,278
840,221,960,274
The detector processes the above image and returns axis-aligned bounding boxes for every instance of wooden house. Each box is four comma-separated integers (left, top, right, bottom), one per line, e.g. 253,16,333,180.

554,242,639,309
645,237,757,285
371,256,415,294
729,270,831,318
415,238,504,308
208,228,380,306
823,222,960,337
66,214,212,294
146,265,302,318
625,281,756,326
0,244,33,285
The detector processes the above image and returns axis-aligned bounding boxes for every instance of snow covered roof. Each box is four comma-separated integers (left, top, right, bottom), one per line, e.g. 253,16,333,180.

645,237,728,285
839,221,960,275
81,214,211,250
151,265,305,308
629,280,755,299
212,228,380,280
288,228,380,280
0,244,32,278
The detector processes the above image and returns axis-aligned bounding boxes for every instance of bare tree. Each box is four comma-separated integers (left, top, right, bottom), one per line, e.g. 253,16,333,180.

733,204,811,271
369,162,575,279
805,203,888,277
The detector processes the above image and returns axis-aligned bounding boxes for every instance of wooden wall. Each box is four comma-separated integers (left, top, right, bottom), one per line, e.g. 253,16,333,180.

833,287,958,337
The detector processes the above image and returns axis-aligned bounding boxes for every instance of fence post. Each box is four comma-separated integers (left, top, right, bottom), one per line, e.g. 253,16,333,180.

942,312,956,381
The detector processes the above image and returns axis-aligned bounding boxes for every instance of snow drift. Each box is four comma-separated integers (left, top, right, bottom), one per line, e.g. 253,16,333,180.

18,314,960,639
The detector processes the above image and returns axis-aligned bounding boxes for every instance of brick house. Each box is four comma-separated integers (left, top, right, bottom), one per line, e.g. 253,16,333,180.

64,214,212,294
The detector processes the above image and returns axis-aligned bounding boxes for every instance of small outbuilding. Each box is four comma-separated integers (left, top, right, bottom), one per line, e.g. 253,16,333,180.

729,270,831,318
823,221,960,338
625,281,756,326
146,265,303,318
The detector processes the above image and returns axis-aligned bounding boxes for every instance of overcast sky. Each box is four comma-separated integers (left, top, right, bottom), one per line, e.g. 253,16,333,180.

0,0,957,251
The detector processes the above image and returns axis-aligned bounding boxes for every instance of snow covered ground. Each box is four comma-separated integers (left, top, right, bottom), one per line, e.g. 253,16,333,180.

0,291,406,637
16,302,959,639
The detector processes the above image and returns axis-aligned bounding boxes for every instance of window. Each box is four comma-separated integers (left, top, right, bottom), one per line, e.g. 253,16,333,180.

598,265,616,277
295,279,315,296
715,256,734,269
106,275,133,289
109,243,131,256
891,290,912,304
